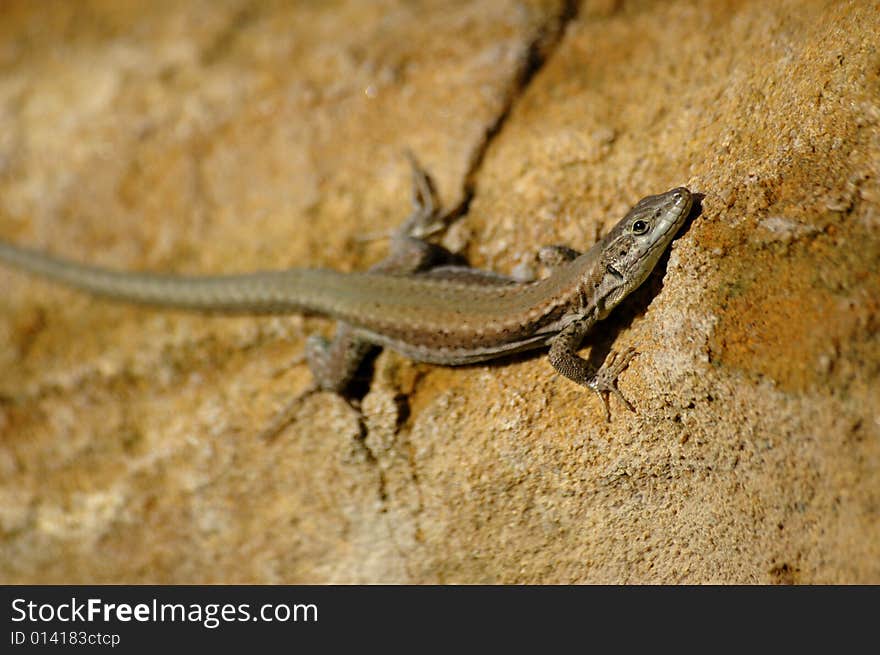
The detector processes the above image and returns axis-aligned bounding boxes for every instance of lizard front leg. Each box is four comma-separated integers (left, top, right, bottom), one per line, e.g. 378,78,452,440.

537,245,582,267
509,245,581,284
548,318,638,421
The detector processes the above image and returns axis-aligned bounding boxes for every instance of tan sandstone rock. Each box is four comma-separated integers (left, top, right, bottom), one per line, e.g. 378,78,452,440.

0,0,877,583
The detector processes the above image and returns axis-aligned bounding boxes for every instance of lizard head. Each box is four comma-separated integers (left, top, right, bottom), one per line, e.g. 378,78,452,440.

592,187,693,316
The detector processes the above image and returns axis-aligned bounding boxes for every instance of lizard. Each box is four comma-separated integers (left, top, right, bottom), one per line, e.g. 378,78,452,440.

0,160,693,422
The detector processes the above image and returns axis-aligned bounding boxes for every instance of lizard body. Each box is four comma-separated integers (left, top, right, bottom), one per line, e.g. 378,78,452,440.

0,170,692,419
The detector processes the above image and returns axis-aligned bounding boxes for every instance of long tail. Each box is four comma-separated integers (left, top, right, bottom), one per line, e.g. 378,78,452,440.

0,240,334,315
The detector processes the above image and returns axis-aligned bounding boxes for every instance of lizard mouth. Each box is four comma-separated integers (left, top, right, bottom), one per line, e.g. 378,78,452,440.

606,264,624,280
656,187,693,236
637,189,693,263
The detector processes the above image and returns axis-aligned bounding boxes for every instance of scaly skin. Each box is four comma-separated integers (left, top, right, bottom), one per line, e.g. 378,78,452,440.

0,178,692,419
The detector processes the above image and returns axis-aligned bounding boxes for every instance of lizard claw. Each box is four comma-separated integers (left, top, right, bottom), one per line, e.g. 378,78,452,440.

257,385,319,441
398,150,445,240
589,347,639,421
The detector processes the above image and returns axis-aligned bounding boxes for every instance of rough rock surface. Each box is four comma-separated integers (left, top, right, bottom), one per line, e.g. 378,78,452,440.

0,0,877,583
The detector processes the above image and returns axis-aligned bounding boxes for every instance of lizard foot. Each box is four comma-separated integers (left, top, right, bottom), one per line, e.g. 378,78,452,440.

588,347,639,422
396,149,445,240
256,385,319,441
258,331,368,441
353,151,444,244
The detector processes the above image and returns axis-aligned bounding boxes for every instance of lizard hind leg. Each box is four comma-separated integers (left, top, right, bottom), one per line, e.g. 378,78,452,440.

263,152,453,439
257,326,374,441
363,151,461,276
397,149,445,240
294,153,451,399
305,325,375,393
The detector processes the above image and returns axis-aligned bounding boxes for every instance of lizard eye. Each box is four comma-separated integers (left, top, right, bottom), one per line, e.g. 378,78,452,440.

632,219,649,235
